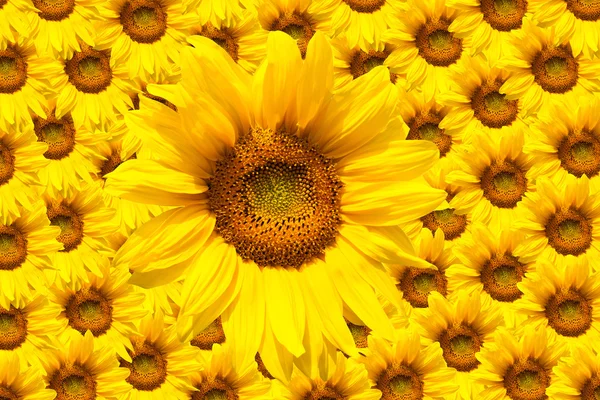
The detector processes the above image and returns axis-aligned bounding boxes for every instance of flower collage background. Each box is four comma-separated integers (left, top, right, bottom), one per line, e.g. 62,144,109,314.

1,0,600,397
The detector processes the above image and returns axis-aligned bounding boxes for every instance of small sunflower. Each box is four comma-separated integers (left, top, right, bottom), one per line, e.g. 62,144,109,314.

0,0,32,48
547,339,600,399
118,312,199,399
0,352,55,400
474,326,568,400
358,328,458,399
513,175,600,269
413,291,504,399
40,331,130,400
0,201,61,309
499,20,600,117
383,0,470,99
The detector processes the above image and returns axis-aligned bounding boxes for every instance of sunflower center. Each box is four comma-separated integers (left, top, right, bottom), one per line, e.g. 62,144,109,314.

0,306,27,350
31,0,75,21
439,324,482,372
581,375,600,400
255,353,274,380
545,208,592,256
481,160,527,208
481,0,527,31
121,340,167,391
33,112,76,160
208,128,342,269
377,364,423,400
342,0,386,13
191,378,238,400
0,225,27,271
271,12,315,59
504,359,549,400
532,46,578,94
346,319,371,348
48,364,96,400
65,287,113,336
558,129,600,178
0,143,15,186
406,112,452,157
197,24,239,62
480,253,525,302
303,383,344,400
0,47,27,94
0,385,17,400
399,267,448,308
421,208,467,240
100,150,136,178
545,288,592,337
48,204,84,252
416,20,463,67
349,50,397,83
190,317,226,350
471,80,519,128
566,0,600,21
65,47,112,94
121,0,167,44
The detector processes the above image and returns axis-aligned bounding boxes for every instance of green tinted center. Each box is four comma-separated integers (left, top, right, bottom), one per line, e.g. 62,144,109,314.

413,272,436,294
428,30,452,49
205,389,228,400
559,300,583,320
545,57,568,76
572,141,595,162
390,375,413,395
558,219,582,240
133,354,158,375
282,24,305,40
0,57,16,76
517,370,542,391
494,0,518,14
0,314,16,333
364,57,385,72
450,335,475,355
62,375,86,396
484,91,509,112
133,6,157,26
493,265,519,285
78,300,102,320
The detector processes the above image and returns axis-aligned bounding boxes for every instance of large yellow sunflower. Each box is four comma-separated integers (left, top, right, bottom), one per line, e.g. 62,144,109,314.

547,339,600,399
474,326,568,400
105,32,446,381
499,20,600,117
0,200,61,309
0,352,55,400
513,175,600,269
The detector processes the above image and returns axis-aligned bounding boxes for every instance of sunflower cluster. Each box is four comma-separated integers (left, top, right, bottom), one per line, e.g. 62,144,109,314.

1,0,600,397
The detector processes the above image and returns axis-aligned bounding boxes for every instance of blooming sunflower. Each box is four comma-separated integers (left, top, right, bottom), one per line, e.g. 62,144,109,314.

191,10,267,74
94,0,196,80
445,128,534,226
530,0,600,58
513,175,600,269
0,0,32,48
105,32,446,379
43,184,117,289
474,326,568,400
358,328,458,399
0,201,61,309
515,257,600,347
26,0,103,59
413,291,504,400
0,37,63,132
382,0,470,99
54,43,136,130
0,352,55,400
526,93,600,190
547,339,600,399
40,331,130,400
499,20,600,117
446,0,530,62
118,312,199,399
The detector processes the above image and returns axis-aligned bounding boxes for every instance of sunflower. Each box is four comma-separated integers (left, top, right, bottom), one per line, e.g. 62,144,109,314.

94,0,196,81
42,184,117,289
445,128,534,226
26,0,103,59
526,93,600,190
0,201,61,310
530,0,600,58
118,312,199,399
448,222,533,328
0,0,32,48
0,125,48,224
54,43,136,130
413,291,504,400
474,326,568,400
499,20,600,118
547,339,600,399
382,0,470,99
0,37,63,132
0,352,55,400
40,331,130,400
513,175,600,269
358,328,458,399
446,0,530,62
105,32,446,380
191,10,267,74
515,257,600,348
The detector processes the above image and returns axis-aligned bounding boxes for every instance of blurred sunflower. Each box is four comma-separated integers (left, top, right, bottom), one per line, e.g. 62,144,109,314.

0,352,55,400
0,0,32,47
547,339,600,399
499,20,600,117
105,32,446,379
514,175,600,269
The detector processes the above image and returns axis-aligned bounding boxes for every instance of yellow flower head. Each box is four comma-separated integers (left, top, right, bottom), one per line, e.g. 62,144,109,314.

0,352,55,400
548,339,600,399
